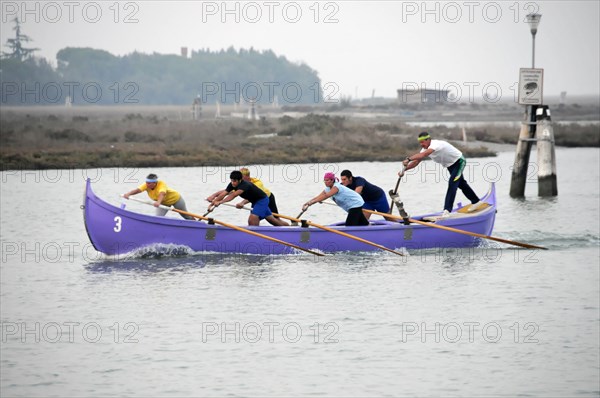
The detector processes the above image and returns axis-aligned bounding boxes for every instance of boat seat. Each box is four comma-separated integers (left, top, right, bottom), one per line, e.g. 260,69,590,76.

422,203,490,222
457,202,490,214
422,213,469,222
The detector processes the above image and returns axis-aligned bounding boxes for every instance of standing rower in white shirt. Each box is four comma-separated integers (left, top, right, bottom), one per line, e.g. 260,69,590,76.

399,132,482,217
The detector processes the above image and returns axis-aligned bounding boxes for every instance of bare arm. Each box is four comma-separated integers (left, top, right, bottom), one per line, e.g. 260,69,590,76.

206,189,227,202
237,199,250,208
154,191,166,207
214,189,243,206
303,187,339,210
400,148,434,175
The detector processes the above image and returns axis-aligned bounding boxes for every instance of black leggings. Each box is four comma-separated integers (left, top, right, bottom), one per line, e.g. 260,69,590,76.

346,207,369,226
268,194,279,214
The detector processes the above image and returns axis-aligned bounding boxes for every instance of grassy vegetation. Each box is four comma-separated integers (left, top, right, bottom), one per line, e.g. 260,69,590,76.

0,104,597,170
439,122,600,147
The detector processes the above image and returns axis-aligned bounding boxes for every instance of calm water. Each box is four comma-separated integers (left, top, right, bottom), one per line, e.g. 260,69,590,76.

1,148,599,397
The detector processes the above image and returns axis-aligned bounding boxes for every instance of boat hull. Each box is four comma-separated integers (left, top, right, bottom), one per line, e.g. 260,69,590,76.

83,179,497,256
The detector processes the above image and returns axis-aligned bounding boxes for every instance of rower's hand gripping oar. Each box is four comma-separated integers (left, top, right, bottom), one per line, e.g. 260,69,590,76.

290,202,312,225
120,195,325,257
297,201,313,219
203,203,216,217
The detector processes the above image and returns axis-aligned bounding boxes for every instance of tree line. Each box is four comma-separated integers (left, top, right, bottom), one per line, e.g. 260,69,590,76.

1,24,323,106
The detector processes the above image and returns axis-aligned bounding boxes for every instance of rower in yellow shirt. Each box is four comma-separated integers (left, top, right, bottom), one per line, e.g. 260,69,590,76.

123,173,194,220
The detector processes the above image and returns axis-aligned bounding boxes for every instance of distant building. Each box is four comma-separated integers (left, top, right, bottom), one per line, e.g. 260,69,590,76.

181,47,188,58
397,88,450,104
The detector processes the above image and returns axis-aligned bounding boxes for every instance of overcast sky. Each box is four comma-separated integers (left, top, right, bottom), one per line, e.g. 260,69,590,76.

1,0,599,101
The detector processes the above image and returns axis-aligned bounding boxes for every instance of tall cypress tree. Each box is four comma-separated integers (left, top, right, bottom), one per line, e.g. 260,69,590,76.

2,18,39,60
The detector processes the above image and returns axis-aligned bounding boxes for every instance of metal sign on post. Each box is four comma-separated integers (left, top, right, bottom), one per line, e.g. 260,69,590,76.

518,68,544,105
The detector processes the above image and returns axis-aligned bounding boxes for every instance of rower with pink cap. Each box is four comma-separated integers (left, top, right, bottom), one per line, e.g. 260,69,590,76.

302,172,370,226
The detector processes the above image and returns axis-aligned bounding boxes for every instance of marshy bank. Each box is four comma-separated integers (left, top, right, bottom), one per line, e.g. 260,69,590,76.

1,105,598,170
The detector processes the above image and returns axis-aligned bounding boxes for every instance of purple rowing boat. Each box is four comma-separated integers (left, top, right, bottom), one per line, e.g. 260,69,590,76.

83,179,496,256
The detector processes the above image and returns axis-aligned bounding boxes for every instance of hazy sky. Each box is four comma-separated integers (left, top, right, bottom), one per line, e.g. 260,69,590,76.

1,0,599,100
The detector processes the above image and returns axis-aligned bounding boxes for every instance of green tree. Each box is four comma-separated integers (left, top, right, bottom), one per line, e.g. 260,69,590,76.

2,46,324,105
0,57,60,105
2,18,39,60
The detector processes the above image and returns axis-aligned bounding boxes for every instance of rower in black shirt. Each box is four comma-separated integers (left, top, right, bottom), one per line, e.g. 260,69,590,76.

206,171,289,226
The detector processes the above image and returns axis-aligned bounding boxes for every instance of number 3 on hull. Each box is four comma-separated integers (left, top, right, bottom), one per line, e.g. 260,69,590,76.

114,216,122,232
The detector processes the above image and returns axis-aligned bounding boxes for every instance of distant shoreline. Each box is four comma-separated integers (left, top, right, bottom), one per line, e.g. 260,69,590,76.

1,104,598,170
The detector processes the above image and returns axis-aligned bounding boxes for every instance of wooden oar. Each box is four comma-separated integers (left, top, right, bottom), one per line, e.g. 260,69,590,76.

222,203,405,256
388,164,405,214
388,177,401,214
295,208,308,220
364,209,548,250
388,165,411,223
121,196,325,256
203,204,216,217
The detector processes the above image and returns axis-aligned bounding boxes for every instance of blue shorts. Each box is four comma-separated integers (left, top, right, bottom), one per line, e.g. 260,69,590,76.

251,197,272,219
362,195,390,213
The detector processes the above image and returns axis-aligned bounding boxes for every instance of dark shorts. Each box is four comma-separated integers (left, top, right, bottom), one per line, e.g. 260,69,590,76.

363,195,390,213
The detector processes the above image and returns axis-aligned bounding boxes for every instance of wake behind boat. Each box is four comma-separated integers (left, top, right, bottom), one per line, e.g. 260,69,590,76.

82,179,497,256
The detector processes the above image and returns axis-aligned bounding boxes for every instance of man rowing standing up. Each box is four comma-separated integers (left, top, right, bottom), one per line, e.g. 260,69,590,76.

399,132,483,217
340,169,393,221
206,171,289,226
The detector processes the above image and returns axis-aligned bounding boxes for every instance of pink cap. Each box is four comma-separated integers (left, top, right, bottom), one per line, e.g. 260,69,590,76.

323,172,336,181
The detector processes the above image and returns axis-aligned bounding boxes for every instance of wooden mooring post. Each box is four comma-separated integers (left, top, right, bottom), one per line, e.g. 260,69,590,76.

509,105,557,197
510,105,537,197
535,106,558,196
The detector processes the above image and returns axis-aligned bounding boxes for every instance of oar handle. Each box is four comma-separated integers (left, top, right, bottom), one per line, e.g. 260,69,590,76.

318,201,337,207
203,204,217,217
391,178,401,195
222,202,251,211
295,209,307,219
393,164,405,194
121,195,174,212
388,164,405,215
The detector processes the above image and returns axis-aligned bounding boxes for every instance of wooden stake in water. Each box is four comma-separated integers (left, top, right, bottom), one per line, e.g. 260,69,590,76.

536,106,558,196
